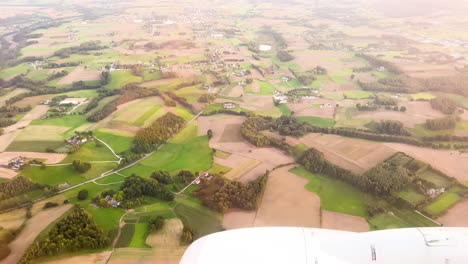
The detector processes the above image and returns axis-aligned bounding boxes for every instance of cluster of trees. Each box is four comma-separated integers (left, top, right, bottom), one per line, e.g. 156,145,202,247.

426,116,459,130
100,71,111,85
44,62,80,69
195,173,268,213
297,74,316,85
418,75,468,98
277,50,294,62
240,114,273,146
358,79,409,93
47,70,68,81
355,53,403,74
198,93,216,103
430,97,458,114
149,216,165,231
77,189,89,200
132,112,185,153
151,171,172,184
374,120,410,136
19,207,109,264
131,65,144,77
374,95,397,106
119,175,174,202
356,103,378,111
53,41,107,58
83,89,118,114
0,177,41,200
362,159,413,194
164,91,194,112
72,160,91,173
258,26,287,49
353,66,373,72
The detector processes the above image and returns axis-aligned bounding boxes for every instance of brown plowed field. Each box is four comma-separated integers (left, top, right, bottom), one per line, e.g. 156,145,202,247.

354,101,445,127
57,67,102,85
437,200,468,227
321,211,369,232
253,165,321,228
296,133,396,174
287,99,336,118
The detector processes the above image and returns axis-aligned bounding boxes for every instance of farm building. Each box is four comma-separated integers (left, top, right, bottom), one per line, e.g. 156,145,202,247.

223,102,238,109
8,157,25,170
104,195,121,207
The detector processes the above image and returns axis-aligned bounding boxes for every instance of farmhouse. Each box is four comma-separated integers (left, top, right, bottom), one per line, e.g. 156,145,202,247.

259,44,272,51
104,195,121,207
8,157,25,170
223,102,237,109
427,188,445,198
273,91,288,104
59,98,87,106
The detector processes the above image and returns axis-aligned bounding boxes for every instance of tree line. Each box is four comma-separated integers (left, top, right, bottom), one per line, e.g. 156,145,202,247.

194,173,268,213
53,41,107,59
132,112,185,153
241,114,468,150
426,116,459,130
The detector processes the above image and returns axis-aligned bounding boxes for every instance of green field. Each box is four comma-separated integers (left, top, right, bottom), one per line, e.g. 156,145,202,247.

105,70,143,90
277,104,292,116
207,163,232,176
369,213,412,230
255,80,276,95
120,125,213,177
291,166,367,217
410,93,436,100
8,115,92,152
57,89,99,98
95,129,134,154
173,198,223,240
128,223,151,248
397,186,426,206
0,63,31,78
115,224,135,248
94,173,125,184
21,162,116,186
418,169,451,188
425,190,462,217
61,141,119,163
295,116,336,128
343,90,374,99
